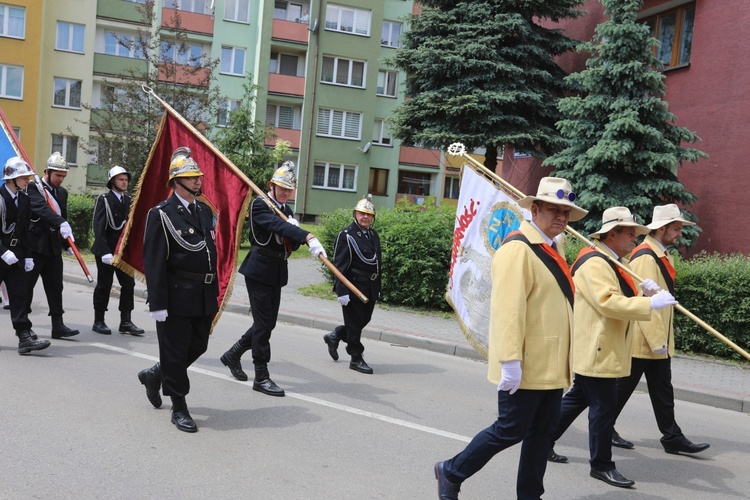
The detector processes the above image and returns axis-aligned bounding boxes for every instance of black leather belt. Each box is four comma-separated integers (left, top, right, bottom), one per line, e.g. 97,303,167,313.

350,268,379,280
170,268,216,284
251,246,286,260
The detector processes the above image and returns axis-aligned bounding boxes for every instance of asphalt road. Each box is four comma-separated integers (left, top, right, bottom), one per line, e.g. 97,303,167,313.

2,279,749,499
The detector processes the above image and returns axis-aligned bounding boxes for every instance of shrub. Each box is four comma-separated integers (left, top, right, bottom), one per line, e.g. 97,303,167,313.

66,193,96,250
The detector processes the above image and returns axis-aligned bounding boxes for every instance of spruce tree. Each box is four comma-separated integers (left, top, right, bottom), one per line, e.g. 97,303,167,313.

544,0,706,244
388,0,583,168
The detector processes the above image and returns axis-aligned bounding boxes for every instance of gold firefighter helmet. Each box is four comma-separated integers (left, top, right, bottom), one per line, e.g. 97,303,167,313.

45,151,69,171
354,194,375,216
167,146,203,186
106,165,131,188
3,156,34,181
269,161,297,190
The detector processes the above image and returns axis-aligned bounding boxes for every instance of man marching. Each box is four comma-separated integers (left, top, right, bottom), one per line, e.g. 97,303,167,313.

91,166,144,336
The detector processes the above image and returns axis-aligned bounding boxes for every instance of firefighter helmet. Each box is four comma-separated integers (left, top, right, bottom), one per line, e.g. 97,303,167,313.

353,194,375,216
3,156,34,181
106,165,131,188
167,147,202,186
269,161,297,190
45,152,69,172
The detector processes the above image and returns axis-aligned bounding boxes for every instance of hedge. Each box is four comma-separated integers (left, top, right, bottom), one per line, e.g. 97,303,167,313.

66,193,96,250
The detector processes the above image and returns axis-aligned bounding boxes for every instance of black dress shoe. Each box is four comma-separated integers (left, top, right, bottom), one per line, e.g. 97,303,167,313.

612,429,634,449
548,448,568,463
590,468,635,488
253,377,285,397
137,364,162,408
170,396,197,433
323,332,339,361
663,436,710,455
350,356,373,374
119,321,145,336
434,461,460,500
92,321,112,335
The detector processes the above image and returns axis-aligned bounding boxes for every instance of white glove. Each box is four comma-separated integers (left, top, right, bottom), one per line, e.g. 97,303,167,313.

150,309,168,322
59,221,74,241
102,253,114,265
337,295,350,306
308,237,327,258
497,359,522,394
286,217,300,227
24,258,34,272
653,346,668,355
639,278,661,297
1,250,18,265
651,290,678,310
66,247,74,255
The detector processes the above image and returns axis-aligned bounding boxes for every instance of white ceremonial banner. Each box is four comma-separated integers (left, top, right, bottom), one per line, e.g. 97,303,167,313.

446,164,530,358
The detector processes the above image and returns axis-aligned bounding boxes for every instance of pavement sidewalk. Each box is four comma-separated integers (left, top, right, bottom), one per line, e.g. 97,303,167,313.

62,255,750,413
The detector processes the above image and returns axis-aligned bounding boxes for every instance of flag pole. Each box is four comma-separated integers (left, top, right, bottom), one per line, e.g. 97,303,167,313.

448,143,750,361
0,106,93,282
141,86,368,304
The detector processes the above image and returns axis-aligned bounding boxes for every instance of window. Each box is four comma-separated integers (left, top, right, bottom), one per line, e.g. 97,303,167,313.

217,99,240,127
321,56,365,88
53,78,82,109
51,135,78,166
372,119,392,146
175,0,208,14
270,52,302,76
56,22,84,53
642,3,695,68
274,1,303,21
381,20,401,48
313,162,357,191
368,168,388,196
266,104,302,130
104,32,145,59
325,3,370,36
161,40,205,66
100,85,127,111
317,108,361,140
221,46,246,75
0,64,23,99
96,139,125,165
376,70,397,97
444,176,460,199
0,3,24,39
224,0,249,23
398,171,431,196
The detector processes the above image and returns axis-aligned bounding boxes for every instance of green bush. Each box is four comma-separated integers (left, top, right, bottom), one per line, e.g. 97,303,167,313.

66,193,96,250
318,197,455,311
673,252,750,361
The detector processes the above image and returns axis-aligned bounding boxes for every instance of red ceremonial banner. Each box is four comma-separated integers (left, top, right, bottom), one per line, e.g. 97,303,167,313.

116,108,252,326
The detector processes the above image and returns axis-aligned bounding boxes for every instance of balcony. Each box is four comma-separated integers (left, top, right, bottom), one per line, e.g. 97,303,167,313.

93,53,149,78
268,73,305,96
97,0,146,24
162,8,214,36
158,64,211,87
271,18,310,44
265,128,301,149
86,163,109,187
398,146,441,168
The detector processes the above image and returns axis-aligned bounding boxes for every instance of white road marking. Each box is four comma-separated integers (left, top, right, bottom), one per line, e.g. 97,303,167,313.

92,342,472,443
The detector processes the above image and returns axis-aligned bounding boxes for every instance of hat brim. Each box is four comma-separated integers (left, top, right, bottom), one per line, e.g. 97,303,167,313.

646,218,696,230
518,195,588,222
590,222,650,239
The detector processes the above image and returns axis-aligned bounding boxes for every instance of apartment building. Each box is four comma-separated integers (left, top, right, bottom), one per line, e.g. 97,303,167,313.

0,0,456,221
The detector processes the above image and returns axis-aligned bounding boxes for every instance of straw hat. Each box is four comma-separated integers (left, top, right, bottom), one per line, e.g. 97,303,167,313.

517,177,588,222
646,204,696,230
589,206,649,239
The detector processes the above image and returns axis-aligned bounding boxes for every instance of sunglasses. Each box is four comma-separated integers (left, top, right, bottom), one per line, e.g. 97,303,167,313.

541,189,576,202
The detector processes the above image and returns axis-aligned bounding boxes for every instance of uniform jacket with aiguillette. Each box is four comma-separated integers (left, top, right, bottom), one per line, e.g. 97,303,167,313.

0,186,32,266
27,180,69,256
91,190,131,256
143,194,219,317
238,196,310,287
332,220,381,302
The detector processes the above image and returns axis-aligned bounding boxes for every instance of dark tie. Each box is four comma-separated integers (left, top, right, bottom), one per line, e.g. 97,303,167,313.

188,203,198,221
551,241,557,251
13,196,17,207
52,188,59,200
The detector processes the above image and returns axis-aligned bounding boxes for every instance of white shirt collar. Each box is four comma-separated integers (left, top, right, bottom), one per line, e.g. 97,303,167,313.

529,221,554,246
175,192,194,209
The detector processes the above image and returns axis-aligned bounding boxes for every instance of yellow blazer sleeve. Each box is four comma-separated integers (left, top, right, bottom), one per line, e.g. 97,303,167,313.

575,257,652,322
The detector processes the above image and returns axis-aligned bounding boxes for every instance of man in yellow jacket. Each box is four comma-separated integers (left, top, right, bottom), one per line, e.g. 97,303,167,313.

612,204,710,455
548,207,677,489
435,177,587,500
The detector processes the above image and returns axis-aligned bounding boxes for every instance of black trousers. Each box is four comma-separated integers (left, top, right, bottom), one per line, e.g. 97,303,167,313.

25,252,64,317
93,256,135,313
239,276,280,365
552,374,617,472
334,297,376,357
0,264,32,332
616,357,683,443
156,314,211,397
444,388,562,500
